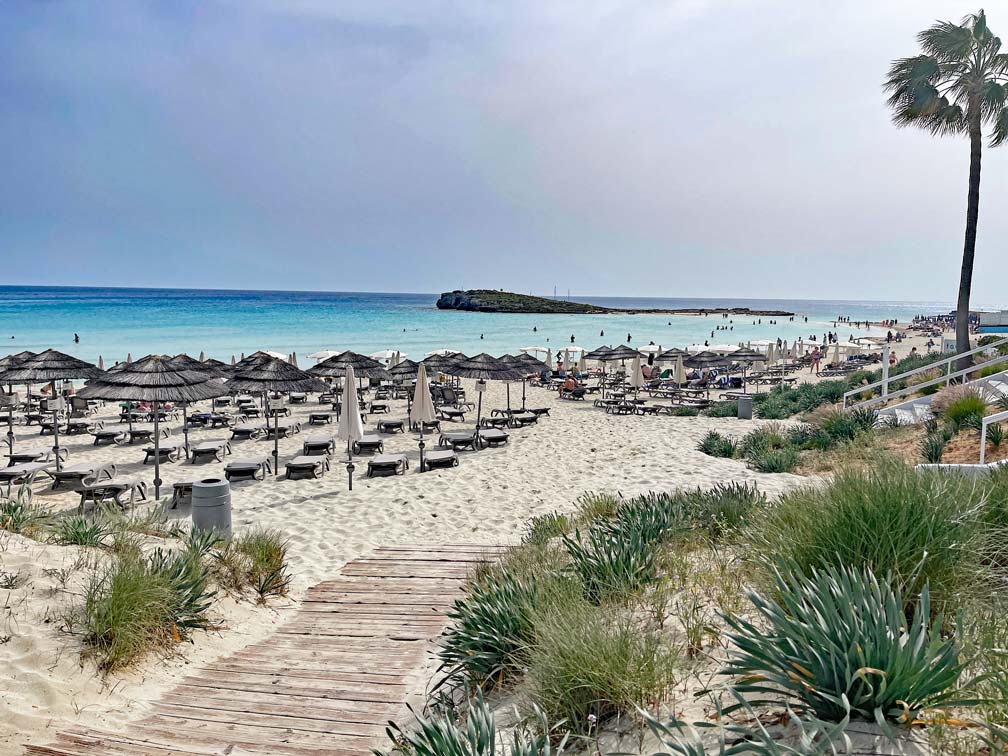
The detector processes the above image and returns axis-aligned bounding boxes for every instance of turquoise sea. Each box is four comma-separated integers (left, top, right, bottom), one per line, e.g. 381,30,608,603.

0,286,954,365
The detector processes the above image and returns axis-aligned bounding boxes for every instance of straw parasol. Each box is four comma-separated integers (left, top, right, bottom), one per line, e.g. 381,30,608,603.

172,353,228,379
684,351,729,398
201,357,231,374
335,365,365,489
410,363,437,471
726,347,765,393
508,353,548,409
78,355,226,497
228,357,327,476
445,353,523,438
309,350,391,382
4,350,104,471
389,358,419,379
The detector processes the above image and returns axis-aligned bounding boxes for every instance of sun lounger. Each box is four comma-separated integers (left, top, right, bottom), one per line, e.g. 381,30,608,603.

231,423,267,441
171,480,195,509
308,412,334,425
65,418,99,435
7,448,67,466
369,401,390,414
285,455,330,480
366,453,409,477
421,449,458,472
191,441,232,464
479,428,509,448
213,397,232,409
289,392,308,404
0,462,53,490
560,387,588,400
129,426,170,444
437,407,466,422
377,418,405,434
266,422,302,439
302,434,335,456
79,477,148,511
90,429,128,447
352,435,384,454
144,444,183,464
527,407,551,417
410,419,441,433
51,462,116,491
224,456,273,482
266,406,291,418
511,412,538,427
479,416,511,429
439,430,480,451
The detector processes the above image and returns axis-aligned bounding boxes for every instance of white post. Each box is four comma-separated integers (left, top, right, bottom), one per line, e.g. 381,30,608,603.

980,419,987,465
881,346,890,400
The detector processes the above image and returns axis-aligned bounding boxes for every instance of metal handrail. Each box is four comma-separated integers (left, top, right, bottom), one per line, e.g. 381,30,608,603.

980,409,1008,465
845,351,1008,411
843,335,1008,409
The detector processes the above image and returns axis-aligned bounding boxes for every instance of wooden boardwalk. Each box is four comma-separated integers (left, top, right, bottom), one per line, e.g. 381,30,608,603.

26,544,497,756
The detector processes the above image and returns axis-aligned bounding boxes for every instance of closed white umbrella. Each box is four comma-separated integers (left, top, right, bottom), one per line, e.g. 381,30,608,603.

97,355,104,371
545,349,552,373
410,363,437,472
336,365,365,490
309,350,340,363
289,352,298,367
629,355,645,390
833,342,841,365
674,355,685,385
578,355,587,375
199,351,205,362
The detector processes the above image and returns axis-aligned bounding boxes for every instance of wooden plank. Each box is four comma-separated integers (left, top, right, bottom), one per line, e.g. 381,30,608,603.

25,543,495,756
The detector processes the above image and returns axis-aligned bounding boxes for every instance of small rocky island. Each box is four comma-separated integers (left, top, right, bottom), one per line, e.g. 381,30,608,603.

436,290,793,317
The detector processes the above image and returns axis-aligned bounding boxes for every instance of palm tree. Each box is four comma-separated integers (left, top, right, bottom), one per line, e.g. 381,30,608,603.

885,10,1008,370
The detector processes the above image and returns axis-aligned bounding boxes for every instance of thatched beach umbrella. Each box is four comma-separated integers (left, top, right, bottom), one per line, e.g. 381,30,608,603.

389,358,420,410
5,350,104,471
228,358,327,476
727,347,765,393
310,350,391,382
445,353,523,441
410,363,437,472
79,355,226,498
502,352,547,410
684,351,729,399
335,365,365,489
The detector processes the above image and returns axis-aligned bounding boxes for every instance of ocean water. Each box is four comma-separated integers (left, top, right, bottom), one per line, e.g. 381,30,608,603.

0,286,952,365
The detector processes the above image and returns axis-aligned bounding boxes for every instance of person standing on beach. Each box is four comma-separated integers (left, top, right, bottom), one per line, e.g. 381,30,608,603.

810,347,821,374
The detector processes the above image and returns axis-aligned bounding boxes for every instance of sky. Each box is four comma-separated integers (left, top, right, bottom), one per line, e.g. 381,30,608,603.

2,0,1006,305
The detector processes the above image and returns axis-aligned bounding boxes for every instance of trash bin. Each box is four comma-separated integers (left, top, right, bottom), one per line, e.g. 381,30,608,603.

191,477,232,539
737,395,753,420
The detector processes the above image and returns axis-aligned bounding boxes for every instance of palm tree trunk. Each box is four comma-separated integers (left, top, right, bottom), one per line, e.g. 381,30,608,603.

956,104,983,373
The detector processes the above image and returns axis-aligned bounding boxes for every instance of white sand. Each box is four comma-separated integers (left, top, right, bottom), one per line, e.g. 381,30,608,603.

0,332,937,754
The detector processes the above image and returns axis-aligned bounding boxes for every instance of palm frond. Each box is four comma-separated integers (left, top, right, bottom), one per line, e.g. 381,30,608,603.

919,20,975,62
992,106,1008,147
980,80,1007,119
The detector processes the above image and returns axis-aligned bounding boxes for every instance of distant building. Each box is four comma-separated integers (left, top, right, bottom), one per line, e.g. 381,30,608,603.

978,310,1008,332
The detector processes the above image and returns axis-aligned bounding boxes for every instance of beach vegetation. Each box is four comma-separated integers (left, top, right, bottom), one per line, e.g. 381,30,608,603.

0,487,50,537
987,422,1004,448
523,512,572,545
696,430,737,458
704,400,737,418
52,514,111,548
574,491,621,523
920,432,947,463
723,562,968,724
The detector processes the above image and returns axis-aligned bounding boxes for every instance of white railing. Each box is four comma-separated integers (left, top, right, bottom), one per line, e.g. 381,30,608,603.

980,409,1008,465
843,335,1008,410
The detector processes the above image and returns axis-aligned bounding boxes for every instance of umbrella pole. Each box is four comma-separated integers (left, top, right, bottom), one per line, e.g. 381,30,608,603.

346,439,354,490
506,383,511,413
6,409,13,456
153,403,161,499
183,403,190,459
475,388,483,448
51,381,62,472
521,378,526,411
418,425,425,473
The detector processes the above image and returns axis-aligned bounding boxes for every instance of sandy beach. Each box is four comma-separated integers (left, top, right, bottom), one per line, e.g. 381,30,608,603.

0,333,933,755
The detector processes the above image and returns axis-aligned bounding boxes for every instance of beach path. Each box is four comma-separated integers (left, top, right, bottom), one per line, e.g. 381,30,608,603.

25,544,498,756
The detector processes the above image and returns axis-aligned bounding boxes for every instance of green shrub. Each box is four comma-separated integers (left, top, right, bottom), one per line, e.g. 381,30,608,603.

574,491,620,524
380,692,566,756
697,430,737,458
704,401,737,418
526,596,676,735
52,514,111,548
724,563,967,724
748,446,800,473
0,488,50,536
748,462,988,610
564,526,657,603
669,406,700,417
680,482,766,540
439,564,543,685
920,433,947,464
945,391,988,429
754,397,791,419
523,512,572,545
987,422,1004,448
739,425,788,459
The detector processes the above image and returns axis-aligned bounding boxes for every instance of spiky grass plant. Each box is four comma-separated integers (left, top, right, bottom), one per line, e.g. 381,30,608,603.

379,693,567,756
0,487,50,536
748,446,800,474
723,563,969,725
920,432,947,464
526,594,677,736
574,491,621,524
697,430,738,458
986,422,1004,448
704,401,738,418
523,512,572,545
748,462,988,611
51,514,111,548
564,525,658,604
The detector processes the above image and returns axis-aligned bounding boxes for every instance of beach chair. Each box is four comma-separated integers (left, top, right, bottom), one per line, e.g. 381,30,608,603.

366,453,408,477
6,448,66,466
437,406,466,422
308,412,334,425
369,400,390,414
89,427,127,446
0,462,53,492
285,455,330,480
510,412,538,427
302,434,336,456
421,449,458,472
352,435,384,455
171,480,195,509
224,457,273,482
479,415,510,430
79,477,148,512
51,462,116,491
479,428,509,448
410,419,441,433
230,423,267,441
191,441,232,464
526,407,551,417
560,386,588,400
376,418,405,434
289,392,308,404
266,422,301,440
143,444,183,465
439,430,480,452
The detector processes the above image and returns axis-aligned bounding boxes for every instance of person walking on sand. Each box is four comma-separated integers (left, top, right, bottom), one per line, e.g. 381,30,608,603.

810,347,821,374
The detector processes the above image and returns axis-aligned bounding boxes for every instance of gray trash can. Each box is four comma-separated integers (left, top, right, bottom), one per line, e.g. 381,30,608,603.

737,395,753,420
191,477,232,539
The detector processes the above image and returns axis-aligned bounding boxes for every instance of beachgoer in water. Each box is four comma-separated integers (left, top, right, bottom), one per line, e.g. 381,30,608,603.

627,333,631,342
600,330,604,337
74,333,79,343
570,334,575,343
